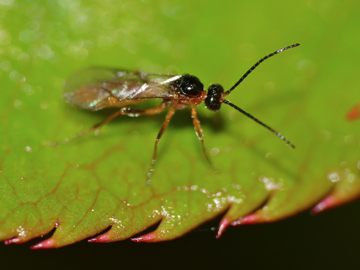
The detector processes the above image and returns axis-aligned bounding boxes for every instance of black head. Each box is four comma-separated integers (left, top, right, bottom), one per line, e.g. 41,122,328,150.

205,84,224,111
176,74,203,97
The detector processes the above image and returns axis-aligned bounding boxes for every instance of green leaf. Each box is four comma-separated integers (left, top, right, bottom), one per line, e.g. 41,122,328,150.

1,1,359,248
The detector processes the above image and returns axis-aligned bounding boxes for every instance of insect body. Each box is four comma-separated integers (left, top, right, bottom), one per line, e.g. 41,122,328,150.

63,43,300,183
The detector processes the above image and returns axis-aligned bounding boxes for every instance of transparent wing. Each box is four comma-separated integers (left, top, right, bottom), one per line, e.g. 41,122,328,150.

63,67,181,111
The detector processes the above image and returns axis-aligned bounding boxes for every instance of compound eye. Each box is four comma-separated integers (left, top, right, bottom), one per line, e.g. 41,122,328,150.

179,75,203,97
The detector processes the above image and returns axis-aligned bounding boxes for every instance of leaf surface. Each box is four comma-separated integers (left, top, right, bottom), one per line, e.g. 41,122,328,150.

0,0,359,248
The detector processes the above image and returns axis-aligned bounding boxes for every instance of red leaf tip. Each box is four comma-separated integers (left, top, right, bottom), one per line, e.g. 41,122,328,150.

216,218,231,239
231,214,260,226
88,234,110,243
131,233,156,243
30,238,55,250
4,237,20,245
311,196,336,215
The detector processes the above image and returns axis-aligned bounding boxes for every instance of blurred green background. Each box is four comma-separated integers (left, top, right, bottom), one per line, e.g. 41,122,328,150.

1,0,360,269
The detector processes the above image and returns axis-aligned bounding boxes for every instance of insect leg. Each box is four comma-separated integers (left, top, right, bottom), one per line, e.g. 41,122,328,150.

190,105,216,171
49,110,125,146
147,106,176,184
51,102,169,146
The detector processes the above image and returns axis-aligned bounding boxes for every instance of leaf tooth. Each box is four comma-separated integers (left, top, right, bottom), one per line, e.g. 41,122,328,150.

131,233,157,243
311,167,360,215
310,196,336,215
4,237,21,245
30,238,55,250
88,234,111,243
231,214,261,226
216,218,231,239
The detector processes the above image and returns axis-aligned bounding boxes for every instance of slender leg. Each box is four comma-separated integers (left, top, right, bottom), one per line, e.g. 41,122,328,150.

190,105,216,171
51,101,169,146
146,106,176,184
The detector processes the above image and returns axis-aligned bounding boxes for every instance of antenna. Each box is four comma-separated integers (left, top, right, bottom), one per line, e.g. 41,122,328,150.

223,99,295,148
225,43,300,95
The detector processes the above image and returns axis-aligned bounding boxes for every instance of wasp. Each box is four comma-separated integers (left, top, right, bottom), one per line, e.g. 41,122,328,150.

63,43,300,183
